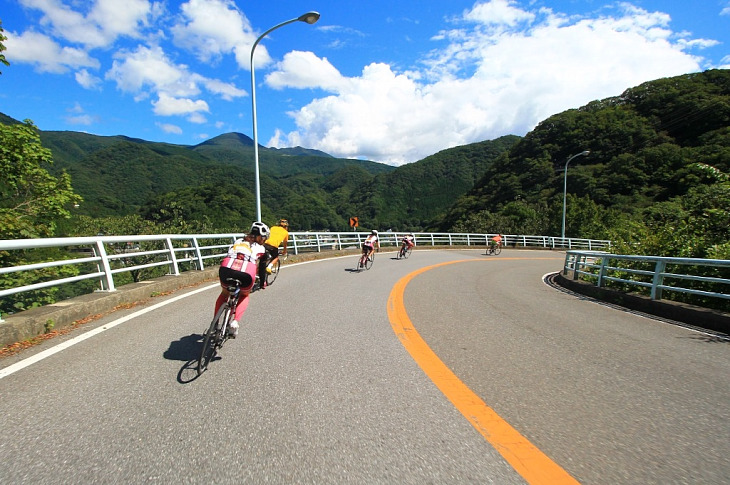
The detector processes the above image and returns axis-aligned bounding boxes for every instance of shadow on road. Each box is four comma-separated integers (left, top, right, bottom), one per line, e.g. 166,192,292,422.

164,333,205,384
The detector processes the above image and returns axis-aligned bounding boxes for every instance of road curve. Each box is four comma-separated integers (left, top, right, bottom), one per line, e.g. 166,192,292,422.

1,249,728,484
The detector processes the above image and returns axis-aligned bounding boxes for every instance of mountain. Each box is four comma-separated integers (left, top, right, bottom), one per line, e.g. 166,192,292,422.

1,111,516,230
437,69,730,235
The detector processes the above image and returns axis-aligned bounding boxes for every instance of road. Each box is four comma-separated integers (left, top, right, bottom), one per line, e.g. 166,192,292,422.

1,249,728,484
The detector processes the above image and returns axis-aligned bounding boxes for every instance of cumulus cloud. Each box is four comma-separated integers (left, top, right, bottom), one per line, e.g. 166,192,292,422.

152,93,209,116
18,0,153,48
4,30,99,73
170,0,269,69
76,68,102,89
157,122,183,134
267,0,713,165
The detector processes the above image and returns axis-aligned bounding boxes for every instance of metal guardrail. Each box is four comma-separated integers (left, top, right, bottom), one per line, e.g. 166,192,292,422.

0,232,610,321
563,250,730,303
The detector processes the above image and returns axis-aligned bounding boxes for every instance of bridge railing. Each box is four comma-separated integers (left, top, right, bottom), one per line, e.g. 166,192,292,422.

0,232,610,320
563,250,730,304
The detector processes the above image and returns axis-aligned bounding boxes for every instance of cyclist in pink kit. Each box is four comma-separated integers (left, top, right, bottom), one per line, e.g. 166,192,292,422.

214,222,269,337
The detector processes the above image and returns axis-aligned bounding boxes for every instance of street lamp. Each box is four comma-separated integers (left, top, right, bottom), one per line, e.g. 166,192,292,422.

250,11,320,222
561,150,590,241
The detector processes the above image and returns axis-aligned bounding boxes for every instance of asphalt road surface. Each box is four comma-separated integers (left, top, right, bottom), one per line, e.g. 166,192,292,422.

1,249,728,484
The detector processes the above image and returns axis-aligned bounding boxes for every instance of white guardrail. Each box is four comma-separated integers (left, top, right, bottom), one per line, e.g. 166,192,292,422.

0,232,609,320
563,250,730,304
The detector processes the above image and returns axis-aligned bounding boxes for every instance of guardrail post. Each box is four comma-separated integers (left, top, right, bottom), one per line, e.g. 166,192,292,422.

316,233,322,253
597,257,608,287
165,238,180,276
336,233,342,250
192,237,205,270
651,260,666,300
94,240,116,291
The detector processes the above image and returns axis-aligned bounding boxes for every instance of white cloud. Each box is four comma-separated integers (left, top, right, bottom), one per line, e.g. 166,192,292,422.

267,1,711,165
4,30,99,73
75,68,102,89
152,92,209,116
265,51,347,91
66,114,95,125
187,112,207,123
157,122,183,134
106,45,193,95
18,0,153,48
171,0,267,69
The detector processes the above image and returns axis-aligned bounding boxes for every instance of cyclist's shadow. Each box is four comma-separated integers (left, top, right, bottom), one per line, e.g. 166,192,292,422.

163,333,206,384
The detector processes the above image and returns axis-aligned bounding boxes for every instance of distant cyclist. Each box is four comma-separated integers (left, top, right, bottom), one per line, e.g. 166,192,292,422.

360,229,380,267
214,222,269,337
258,218,289,288
490,234,503,251
400,233,415,252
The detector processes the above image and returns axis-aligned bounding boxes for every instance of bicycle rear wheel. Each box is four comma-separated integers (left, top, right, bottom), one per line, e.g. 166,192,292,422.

365,252,374,270
266,258,281,285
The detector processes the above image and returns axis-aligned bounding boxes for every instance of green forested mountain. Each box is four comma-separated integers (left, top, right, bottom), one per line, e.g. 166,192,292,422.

0,116,515,232
438,69,730,248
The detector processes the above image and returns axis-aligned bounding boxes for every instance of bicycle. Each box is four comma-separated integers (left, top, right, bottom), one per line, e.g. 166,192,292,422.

486,243,502,255
253,253,285,290
356,248,375,270
265,252,286,286
397,243,413,259
198,277,242,375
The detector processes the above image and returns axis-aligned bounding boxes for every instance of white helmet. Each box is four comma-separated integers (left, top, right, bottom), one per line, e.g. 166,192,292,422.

250,221,270,238
371,229,378,235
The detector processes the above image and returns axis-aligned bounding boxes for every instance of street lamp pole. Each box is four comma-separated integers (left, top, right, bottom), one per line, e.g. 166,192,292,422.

561,150,590,240
250,11,320,222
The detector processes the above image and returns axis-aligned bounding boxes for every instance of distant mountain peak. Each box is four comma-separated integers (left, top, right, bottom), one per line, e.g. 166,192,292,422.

194,132,255,148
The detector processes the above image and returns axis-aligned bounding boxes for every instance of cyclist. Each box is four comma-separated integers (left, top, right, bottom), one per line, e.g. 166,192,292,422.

360,229,380,267
258,218,289,288
400,233,415,253
214,222,269,338
489,233,503,252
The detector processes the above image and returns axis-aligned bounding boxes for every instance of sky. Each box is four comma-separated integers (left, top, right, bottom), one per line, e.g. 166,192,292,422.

1,0,729,166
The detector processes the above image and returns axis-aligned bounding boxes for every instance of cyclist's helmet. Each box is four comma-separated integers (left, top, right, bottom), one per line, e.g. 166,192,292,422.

279,219,289,228
371,230,378,235
250,221,270,238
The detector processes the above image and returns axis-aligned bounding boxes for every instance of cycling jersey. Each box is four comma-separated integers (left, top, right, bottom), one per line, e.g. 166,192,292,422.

363,234,378,247
221,238,265,273
266,226,289,248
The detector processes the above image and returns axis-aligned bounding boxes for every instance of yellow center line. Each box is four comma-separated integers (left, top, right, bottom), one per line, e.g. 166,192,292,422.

387,258,580,485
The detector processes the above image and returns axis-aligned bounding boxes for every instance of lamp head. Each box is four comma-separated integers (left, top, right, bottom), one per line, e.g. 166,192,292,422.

581,150,590,156
298,11,320,24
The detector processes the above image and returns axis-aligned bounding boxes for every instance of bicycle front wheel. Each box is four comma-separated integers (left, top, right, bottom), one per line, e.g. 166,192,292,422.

494,246,502,255
403,246,412,259
198,305,226,374
266,258,281,286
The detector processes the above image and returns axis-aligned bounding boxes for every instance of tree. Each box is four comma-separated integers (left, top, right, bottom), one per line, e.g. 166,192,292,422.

1,120,83,239
0,20,9,74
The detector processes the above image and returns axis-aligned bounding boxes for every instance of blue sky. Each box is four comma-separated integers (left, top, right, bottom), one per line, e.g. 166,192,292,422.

2,0,729,165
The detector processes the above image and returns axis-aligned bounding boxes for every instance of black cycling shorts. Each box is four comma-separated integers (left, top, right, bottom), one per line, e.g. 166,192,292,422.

219,266,254,291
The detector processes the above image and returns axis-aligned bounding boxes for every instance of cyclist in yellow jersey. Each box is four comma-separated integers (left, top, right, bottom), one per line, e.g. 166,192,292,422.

258,219,289,288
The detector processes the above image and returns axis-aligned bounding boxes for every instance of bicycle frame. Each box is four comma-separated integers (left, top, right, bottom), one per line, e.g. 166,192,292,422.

198,280,241,374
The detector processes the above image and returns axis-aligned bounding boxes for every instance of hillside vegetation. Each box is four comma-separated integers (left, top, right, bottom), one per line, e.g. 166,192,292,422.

440,69,729,260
